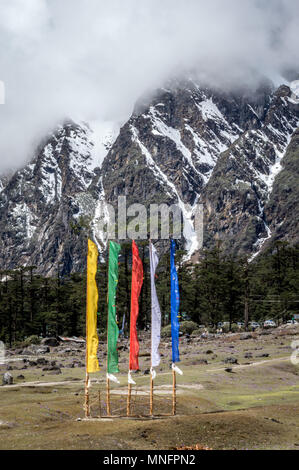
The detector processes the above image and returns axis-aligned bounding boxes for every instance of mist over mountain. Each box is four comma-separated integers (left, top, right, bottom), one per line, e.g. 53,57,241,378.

1,0,299,173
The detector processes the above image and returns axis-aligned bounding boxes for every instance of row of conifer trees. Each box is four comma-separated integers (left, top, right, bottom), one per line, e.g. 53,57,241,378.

0,241,298,346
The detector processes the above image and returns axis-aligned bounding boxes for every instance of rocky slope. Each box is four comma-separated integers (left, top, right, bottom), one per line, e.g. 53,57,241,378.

201,83,299,259
0,78,298,275
0,121,118,275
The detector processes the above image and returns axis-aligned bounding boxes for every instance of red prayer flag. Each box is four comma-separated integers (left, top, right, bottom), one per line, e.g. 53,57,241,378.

129,240,143,371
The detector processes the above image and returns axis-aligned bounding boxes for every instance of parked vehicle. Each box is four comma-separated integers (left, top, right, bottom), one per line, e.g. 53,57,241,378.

287,320,298,325
217,322,229,328
264,320,276,328
250,321,260,329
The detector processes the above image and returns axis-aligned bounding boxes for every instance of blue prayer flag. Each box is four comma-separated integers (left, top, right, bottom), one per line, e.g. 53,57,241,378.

170,239,180,363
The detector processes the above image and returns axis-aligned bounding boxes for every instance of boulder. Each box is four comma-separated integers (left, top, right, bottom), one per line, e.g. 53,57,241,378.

41,337,59,347
14,348,24,355
28,361,37,367
35,346,50,354
2,372,13,385
244,352,253,359
223,357,238,365
198,359,208,365
240,333,253,340
70,361,84,368
48,368,62,375
20,348,34,356
36,358,48,366
42,365,61,372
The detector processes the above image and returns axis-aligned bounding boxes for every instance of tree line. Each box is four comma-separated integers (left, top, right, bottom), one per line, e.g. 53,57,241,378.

0,241,298,346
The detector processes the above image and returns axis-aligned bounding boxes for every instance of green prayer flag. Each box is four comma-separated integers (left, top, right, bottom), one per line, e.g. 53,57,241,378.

107,241,121,374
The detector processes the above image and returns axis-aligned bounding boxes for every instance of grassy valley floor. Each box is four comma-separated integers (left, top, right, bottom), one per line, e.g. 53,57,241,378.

0,325,298,450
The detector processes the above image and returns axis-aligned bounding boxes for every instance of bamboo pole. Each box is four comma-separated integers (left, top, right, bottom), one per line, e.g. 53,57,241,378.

84,372,90,418
172,366,176,416
127,382,132,416
98,388,101,417
106,376,111,416
150,372,154,416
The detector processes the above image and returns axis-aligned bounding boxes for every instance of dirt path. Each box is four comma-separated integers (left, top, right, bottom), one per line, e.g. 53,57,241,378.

1,380,80,389
1,355,290,390
207,355,290,372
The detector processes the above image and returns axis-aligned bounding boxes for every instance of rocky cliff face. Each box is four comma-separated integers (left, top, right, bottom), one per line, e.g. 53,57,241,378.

201,84,299,259
0,121,117,275
0,78,298,275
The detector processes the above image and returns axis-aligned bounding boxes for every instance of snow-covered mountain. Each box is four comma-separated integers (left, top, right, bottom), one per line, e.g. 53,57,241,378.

0,78,298,275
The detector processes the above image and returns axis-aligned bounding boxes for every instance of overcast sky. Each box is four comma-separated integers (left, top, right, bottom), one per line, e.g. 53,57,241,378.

0,0,298,173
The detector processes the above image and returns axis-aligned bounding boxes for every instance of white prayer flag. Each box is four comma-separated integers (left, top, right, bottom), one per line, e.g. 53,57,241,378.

128,370,136,385
150,242,162,368
106,373,120,384
172,363,183,375
150,367,157,380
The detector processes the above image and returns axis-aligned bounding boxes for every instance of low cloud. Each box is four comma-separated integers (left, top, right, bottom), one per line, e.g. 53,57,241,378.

0,0,298,173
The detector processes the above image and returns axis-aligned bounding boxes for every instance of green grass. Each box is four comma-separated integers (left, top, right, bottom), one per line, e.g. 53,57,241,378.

1,328,299,449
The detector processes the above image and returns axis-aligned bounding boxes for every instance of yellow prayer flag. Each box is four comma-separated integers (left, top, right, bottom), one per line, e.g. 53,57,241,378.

86,239,100,373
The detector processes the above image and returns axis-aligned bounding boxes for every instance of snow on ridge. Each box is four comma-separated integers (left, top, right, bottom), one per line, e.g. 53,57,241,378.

0,179,5,193
40,143,62,204
249,192,272,263
184,124,215,167
247,100,299,261
259,120,299,194
131,124,174,199
88,120,120,169
91,177,112,253
196,97,226,122
290,80,299,99
67,120,120,190
130,124,200,258
148,106,201,177
11,202,37,240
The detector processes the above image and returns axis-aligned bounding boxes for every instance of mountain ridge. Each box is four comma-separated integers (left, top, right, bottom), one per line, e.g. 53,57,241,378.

0,78,298,275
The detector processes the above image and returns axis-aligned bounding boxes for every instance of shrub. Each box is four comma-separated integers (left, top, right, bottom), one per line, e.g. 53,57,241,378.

190,328,204,337
23,335,41,346
161,321,198,337
222,324,230,334
161,324,172,337
230,323,239,333
208,326,217,334
180,321,199,335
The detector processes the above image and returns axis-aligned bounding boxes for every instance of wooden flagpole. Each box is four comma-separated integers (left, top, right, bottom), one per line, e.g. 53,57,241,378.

172,366,176,416
106,375,111,416
84,372,90,418
127,381,132,417
150,371,154,416
98,388,102,417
